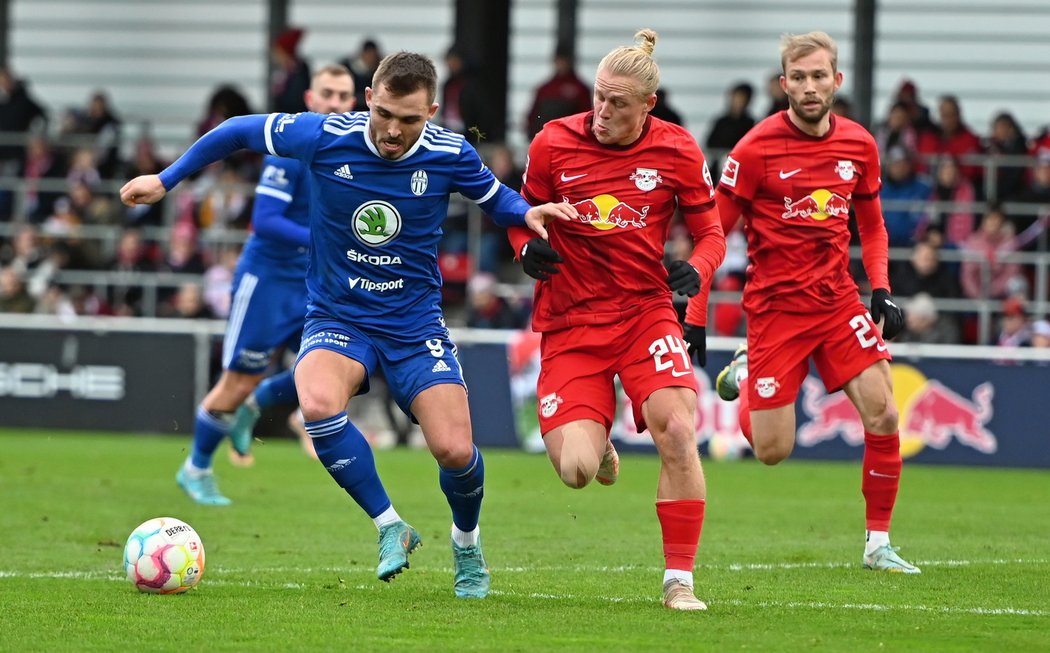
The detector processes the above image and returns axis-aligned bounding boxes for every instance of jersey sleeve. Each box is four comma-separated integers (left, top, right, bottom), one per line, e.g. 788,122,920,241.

716,140,762,205
453,141,530,228
853,195,890,291
251,156,309,248
520,127,555,205
854,134,882,200
264,112,325,163
675,134,717,214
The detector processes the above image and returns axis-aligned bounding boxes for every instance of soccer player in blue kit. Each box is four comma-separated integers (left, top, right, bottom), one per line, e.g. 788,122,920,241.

172,64,356,506
121,52,575,598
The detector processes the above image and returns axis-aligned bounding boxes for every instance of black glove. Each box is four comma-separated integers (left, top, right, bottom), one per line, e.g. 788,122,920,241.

666,260,700,296
520,237,564,281
682,324,707,367
870,288,904,340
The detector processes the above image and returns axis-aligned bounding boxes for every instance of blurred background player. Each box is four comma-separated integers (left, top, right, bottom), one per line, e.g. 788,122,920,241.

705,31,919,574
509,29,725,610
121,52,575,598
167,64,356,505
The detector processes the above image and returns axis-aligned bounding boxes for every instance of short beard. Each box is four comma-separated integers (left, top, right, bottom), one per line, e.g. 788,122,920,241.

790,96,832,124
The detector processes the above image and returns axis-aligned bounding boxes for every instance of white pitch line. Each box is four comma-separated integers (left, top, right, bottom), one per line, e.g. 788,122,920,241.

2,568,1048,617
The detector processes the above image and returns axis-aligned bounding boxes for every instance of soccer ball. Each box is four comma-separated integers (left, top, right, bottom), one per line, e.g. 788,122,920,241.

123,517,206,594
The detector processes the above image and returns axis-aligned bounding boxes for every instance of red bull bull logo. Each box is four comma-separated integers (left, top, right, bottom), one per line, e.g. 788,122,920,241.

781,188,851,221
566,194,649,230
797,364,998,457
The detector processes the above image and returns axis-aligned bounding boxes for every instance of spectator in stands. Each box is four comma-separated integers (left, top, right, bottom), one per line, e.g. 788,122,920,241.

891,79,934,134
705,82,755,166
890,237,961,299
68,180,119,227
831,95,853,119
465,272,525,329
202,245,240,319
158,221,206,275
0,265,34,313
896,292,959,344
197,85,253,137
960,204,1047,299
1030,319,1050,351
985,111,1029,202
1011,148,1050,236
270,28,310,114
340,39,382,110
61,90,122,179
917,95,984,188
194,160,254,230
107,227,156,315
525,44,592,140
650,88,684,126
996,297,1030,347
439,46,469,135
22,134,66,222
6,224,51,298
160,282,215,320
874,101,919,159
0,67,47,165
438,45,494,142
881,146,932,247
65,147,101,189
763,71,788,116
925,155,976,247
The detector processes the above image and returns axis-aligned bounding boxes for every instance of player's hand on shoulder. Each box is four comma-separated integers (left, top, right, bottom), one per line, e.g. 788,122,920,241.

119,175,166,207
666,260,700,297
870,288,904,340
520,237,564,281
682,324,707,367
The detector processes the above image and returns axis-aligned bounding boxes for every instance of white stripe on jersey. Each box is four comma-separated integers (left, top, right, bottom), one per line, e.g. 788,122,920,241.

418,139,461,155
473,178,501,204
223,272,259,369
264,113,278,155
254,185,293,203
322,113,367,136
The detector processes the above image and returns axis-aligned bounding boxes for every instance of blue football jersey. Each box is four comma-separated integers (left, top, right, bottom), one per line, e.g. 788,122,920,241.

262,111,524,336
240,155,311,279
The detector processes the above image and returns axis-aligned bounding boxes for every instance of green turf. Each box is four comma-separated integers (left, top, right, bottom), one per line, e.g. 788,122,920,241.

0,430,1048,652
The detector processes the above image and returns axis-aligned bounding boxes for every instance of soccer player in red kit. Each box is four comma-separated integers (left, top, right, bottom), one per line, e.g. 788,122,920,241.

700,31,919,573
508,29,726,610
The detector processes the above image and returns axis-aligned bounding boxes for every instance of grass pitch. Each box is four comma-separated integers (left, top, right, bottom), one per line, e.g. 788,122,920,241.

1,429,1047,652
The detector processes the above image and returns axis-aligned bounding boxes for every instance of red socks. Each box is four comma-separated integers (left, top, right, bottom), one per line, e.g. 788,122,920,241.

656,499,705,571
862,432,902,531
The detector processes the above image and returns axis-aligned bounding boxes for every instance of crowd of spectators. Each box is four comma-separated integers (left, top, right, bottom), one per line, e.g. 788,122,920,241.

0,52,1048,346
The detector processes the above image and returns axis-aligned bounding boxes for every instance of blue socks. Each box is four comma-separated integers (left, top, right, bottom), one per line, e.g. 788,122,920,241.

306,412,392,518
190,404,232,469
439,445,485,532
254,370,298,409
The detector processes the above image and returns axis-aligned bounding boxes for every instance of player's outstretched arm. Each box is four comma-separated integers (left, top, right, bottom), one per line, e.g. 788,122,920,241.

523,201,576,240
120,175,166,207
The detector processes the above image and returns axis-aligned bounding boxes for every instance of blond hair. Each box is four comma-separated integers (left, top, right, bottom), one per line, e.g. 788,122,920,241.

780,31,838,73
596,28,660,97
313,63,352,81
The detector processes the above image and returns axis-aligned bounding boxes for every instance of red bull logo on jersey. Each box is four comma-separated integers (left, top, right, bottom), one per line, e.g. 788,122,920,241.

797,364,998,457
565,194,649,231
629,167,663,191
781,188,850,221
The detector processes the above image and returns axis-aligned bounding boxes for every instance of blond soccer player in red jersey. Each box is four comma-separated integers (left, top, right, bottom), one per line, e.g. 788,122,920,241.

508,29,727,610
702,31,919,574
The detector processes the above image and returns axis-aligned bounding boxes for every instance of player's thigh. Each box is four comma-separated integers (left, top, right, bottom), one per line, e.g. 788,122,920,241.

744,311,813,411
411,382,474,468
542,419,608,487
223,271,305,373
812,301,891,395
294,322,375,420
378,324,465,421
750,404,799,459
536,328,617,435
618,306,697,434
842,359,897,434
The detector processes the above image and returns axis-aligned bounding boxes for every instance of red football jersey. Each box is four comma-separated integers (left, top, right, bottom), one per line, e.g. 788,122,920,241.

519,112,716,332
718,112,884,314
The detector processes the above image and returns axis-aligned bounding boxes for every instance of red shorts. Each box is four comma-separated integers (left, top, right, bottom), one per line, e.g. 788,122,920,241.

745,300,891,410
537,304,697,434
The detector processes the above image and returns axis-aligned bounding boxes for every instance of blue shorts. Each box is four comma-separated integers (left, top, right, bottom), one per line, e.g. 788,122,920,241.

297,316,465,418
222,266,307,373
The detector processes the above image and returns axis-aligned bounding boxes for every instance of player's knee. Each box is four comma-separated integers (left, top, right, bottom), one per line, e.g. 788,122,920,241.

866,401,899,434
752,434,792,466
556,440,600,489
430,438,473,469
297,385,342,422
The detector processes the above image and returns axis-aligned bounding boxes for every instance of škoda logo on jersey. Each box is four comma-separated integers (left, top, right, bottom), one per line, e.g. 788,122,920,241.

563,195,649,230
781,189,850,221
352,201,402,246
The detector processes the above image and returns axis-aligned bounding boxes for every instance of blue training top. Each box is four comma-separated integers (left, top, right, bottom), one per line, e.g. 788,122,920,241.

160,112,533,336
